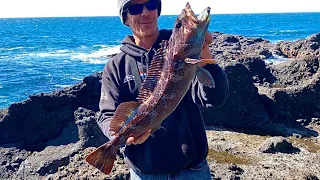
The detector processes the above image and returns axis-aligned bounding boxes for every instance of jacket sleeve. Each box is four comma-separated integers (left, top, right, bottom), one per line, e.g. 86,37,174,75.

190,64,229,108
96,58,124,141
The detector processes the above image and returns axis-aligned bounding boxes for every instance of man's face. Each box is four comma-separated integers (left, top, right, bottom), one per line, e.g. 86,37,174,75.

125,0,159,39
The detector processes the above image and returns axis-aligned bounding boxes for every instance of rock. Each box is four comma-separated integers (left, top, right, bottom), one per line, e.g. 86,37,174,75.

304,174,319,180
296,119,308,126
0,148,31,179
276,33,320,58
311,118,320,125
259,55,320,124
306,33,320,43
16,143,81,178
237,56,276,84
210,32,275,61
74,107,108,148
0,73,102,147
219,34,239,43
201,63,270,127
228,164,244,175
258,137,300,153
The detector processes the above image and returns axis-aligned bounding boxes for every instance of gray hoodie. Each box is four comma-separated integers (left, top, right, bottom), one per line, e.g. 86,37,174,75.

97,29,229,175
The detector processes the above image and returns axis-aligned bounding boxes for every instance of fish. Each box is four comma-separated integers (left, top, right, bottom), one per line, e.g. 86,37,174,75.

85,2,218,175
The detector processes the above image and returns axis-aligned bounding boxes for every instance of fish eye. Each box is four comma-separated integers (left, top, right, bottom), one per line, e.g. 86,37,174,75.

175,21,182,29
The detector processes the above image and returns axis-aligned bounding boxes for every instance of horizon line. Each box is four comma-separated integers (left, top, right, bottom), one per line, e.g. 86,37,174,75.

1,11,319,19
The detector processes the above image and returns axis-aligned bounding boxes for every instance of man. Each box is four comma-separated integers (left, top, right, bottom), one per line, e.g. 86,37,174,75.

96,0,229,179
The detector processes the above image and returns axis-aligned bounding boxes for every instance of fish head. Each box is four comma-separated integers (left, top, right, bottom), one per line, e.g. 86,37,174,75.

170,3,211,60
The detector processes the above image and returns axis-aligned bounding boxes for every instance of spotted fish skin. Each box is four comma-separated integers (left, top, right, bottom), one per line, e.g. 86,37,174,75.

85,3,218,175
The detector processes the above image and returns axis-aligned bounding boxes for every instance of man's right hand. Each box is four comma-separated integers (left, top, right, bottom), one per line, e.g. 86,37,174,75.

126,129,152,145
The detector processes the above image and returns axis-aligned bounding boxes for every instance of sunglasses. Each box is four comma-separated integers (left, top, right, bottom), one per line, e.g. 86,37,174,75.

127,0,158,15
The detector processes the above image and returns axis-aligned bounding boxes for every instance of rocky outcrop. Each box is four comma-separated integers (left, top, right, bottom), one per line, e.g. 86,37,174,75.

276,33,320,58
201,62,270,128
258,137,300,153
259,55,320,124
1,32,320,179
0,73,102,147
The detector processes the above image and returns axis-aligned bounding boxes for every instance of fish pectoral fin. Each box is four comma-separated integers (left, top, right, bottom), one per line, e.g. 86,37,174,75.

196,67,215,88
110,101,140,133
184,58,219,65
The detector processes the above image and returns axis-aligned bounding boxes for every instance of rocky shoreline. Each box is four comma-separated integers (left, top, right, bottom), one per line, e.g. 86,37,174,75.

1,32,320,179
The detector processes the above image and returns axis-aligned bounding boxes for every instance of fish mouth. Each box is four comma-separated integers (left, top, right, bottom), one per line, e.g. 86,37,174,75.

171,3,211,59
183,2,210,29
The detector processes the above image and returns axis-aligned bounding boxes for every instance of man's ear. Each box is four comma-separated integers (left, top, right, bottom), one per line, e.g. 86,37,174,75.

123,14,128,26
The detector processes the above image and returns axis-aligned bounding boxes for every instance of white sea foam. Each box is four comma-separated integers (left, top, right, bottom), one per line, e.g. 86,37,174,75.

54,84,70,88
0,85,3,89
270,30,298,34
7,47,25,51
71,45,121,64
28,49,72,58
70,77,83,81
279,30,298,33
56,50,70,53
36,52,69,57
265,53,292,65
25,45,121,64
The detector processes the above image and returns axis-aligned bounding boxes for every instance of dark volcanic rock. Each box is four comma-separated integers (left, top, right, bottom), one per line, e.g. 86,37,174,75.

201,62,270,127
0,148,30,179
0,73,102,147
74,107,108,148
15,143,81,178
258,137,299,153
210,32,274,61
269,55,319,86
258,55,320,124
276,33,320,58
237,56,276,84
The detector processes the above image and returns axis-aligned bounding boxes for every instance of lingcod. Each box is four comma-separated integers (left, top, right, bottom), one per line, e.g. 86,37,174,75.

85,2,218,175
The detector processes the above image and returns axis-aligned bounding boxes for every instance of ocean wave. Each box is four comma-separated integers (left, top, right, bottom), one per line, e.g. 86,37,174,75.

36,52,70,57
56,50,70,53
92,44,109,48
6,47,25,51
71,45,121,64
27,49,72,58
270,30,299,34
265,54,293,65
70,77,83,81
54,84,71,88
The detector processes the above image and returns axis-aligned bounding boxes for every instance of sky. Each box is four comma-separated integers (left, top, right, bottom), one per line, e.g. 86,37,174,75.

0,0,320,18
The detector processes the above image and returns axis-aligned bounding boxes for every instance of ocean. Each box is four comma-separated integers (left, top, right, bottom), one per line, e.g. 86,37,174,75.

1,13,320,108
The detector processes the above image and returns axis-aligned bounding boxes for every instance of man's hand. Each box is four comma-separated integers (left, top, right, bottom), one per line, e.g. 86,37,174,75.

201,31,213,60
126,129,152,145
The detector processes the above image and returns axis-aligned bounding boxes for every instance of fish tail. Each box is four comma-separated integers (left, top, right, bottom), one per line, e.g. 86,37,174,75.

85,141,120,175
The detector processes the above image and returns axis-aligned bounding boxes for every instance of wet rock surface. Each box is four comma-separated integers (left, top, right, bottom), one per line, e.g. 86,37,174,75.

1,32,320,179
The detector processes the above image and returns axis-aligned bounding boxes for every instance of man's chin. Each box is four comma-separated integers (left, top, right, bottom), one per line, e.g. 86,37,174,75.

139,28,158,37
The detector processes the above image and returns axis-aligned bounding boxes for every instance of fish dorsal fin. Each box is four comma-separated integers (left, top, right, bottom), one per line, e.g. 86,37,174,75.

109,101,140,134
137,40,168,102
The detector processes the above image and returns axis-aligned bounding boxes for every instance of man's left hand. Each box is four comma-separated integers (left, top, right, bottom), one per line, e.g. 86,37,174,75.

201,31,213,60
